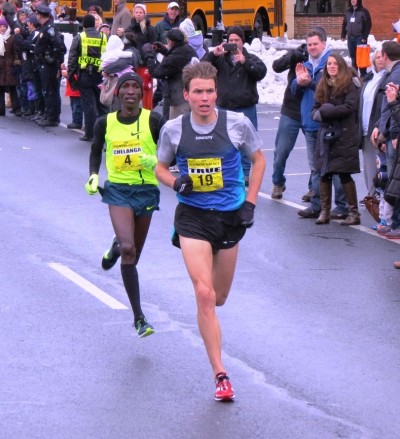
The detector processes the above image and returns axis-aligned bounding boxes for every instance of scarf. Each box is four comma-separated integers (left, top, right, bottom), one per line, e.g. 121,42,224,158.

0,27,11,57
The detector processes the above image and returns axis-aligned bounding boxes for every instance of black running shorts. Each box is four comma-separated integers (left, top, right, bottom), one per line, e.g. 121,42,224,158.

173,203,246,253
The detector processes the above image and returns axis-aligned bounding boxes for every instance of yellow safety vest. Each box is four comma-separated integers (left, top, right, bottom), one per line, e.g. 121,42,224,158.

78,31,107,70
105,109,158,186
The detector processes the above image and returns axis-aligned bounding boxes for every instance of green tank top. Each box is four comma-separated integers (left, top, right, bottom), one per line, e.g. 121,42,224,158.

105,109,158,186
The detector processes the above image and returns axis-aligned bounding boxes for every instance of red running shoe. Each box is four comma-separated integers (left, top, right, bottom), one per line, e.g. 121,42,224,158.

214,373,235,401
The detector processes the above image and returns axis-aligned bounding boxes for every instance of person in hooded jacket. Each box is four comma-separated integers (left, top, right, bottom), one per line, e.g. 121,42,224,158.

118,3,157,110
341,0,372,77
142,28,197,120
311,53,362,226
179,18,208,61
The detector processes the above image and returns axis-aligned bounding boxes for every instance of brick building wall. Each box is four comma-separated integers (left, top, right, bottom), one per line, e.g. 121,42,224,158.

294,1,399,41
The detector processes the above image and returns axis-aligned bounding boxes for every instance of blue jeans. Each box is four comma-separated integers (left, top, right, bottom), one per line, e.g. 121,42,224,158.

70,96,83,126
272,114,302,186
304,130,348,213
231,105,258,178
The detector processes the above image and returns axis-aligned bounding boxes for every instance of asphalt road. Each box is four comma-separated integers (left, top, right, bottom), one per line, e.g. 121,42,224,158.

1,99,399,439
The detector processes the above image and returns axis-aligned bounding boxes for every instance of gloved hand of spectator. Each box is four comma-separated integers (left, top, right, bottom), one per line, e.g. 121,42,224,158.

173,175,193,195
237,201,255,228
139,153,157,170
292,45,308,63
152,41,168,55
85,174,99,195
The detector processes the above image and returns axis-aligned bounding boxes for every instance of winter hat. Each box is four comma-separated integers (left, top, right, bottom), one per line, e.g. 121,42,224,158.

99,23,110,31
0,18,9,28
167,28,184,43
27,14,39,26
179,18,198,38
82,13,96,28
226,26,245,43
133,3,146,14
116,71,143,95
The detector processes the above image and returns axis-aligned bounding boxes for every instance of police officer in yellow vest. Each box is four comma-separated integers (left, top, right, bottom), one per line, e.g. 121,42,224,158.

68,14,108,141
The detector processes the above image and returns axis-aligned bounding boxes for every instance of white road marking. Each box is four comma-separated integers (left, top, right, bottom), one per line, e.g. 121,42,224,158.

48,262,128,310
258,191,400,245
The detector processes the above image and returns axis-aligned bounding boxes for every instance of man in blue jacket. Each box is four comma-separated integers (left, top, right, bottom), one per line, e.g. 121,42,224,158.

291,28,348,219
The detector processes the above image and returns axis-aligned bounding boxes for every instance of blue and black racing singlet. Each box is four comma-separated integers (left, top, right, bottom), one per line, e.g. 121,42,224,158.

176,110,246,211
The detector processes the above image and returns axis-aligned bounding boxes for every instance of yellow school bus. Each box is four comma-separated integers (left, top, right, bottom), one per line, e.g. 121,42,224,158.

62,0,286,38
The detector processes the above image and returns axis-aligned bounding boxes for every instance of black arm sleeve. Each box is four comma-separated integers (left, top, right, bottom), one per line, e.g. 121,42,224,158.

89,115,107,175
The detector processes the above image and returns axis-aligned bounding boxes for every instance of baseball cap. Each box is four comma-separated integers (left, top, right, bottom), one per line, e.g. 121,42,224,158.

167,2,179,9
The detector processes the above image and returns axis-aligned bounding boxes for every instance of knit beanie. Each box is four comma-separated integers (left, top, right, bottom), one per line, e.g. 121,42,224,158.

0,18,8,28
116,71,143,95
82,13,95,28
226,26,245,43
133,3,147,14
179,18,198,38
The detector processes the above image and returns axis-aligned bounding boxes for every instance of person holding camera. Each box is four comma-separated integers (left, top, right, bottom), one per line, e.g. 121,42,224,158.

68,14,108,141
311,54,362,225
34,3,66,127
204,26,266,184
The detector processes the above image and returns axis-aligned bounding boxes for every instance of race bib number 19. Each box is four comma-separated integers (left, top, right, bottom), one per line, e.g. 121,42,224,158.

188,157,223,192
112,139,142,171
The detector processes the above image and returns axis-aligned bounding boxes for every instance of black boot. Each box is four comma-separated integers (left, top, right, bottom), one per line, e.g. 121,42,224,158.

341,180,360,226
316,180,331,224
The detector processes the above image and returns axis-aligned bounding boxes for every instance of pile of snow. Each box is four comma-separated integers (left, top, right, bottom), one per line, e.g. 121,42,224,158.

246,33,386,105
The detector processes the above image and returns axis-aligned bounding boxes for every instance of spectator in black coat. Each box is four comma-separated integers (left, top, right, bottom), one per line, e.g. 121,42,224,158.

341,0,372,77
143,28,197,120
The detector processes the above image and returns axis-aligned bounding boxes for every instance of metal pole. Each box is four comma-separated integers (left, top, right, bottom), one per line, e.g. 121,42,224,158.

211,0,224,46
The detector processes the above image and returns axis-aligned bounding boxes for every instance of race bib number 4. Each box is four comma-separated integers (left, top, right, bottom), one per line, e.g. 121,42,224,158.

188,157,223,192
112,139,142,171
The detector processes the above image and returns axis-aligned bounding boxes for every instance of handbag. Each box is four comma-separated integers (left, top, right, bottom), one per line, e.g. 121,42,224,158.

356,45,371,69
100,75,118,107
362,194,380,222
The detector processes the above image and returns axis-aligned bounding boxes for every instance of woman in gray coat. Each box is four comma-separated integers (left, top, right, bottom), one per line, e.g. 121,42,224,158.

312,53,362,225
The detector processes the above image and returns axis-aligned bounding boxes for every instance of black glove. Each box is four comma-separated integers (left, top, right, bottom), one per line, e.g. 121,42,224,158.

44,52,55,66
152,41,168,55
237,201,255,228
292,47,308,63
173,175,193,195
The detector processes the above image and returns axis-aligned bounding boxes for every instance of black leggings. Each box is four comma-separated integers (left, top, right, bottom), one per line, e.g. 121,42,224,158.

321,173,353,185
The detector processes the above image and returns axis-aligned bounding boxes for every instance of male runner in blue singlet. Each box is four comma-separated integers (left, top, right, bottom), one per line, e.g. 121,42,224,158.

156,61,266,401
